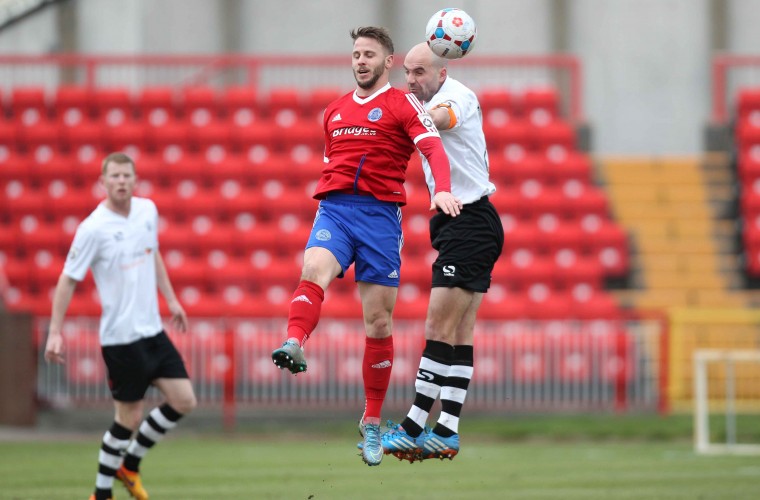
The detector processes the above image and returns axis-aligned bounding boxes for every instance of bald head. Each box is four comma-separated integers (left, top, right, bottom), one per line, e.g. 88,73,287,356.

405,42,447,70
403,43,448,102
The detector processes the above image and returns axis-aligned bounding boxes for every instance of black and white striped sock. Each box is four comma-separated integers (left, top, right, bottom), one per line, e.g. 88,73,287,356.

122,403,183,472
94,421,132,499
432,344,474,437
400,340,454,438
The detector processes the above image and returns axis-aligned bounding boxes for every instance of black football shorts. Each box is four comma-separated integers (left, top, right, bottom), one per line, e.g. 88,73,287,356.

429,196,504,293
101,331,189,402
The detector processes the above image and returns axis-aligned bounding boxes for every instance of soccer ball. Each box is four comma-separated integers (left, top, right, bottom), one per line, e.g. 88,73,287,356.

425,8,477,59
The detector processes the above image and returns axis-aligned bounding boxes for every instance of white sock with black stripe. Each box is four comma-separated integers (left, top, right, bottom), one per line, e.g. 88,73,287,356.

432,345,474,437
122,403,183,472
400,340,454,438
94,422,132,499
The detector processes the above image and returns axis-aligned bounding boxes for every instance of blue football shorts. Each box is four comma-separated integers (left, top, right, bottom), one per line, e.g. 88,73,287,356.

306,193,402,287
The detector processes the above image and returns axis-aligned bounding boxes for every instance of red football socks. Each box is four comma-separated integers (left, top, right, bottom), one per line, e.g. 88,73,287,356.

362,335,394,421
286,280,325,346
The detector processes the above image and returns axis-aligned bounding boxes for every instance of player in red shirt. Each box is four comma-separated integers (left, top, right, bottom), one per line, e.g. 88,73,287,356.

271,26,461,466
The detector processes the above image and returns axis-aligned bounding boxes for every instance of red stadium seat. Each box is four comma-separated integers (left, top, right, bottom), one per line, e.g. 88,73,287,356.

579,216,629,278
534,218,585,256
736,87,760,120
229,121,278,154
18,121,61,152
737,149,760,184
220,85,260,124
159,221,197,253
570,290,622,320
523,286,572,319
202,155,248,186
0,121,21,157
10,87,49,125
92,87,134,126
503,254,556,292
62,120,106,159
547,151,593,185
532,120,575,152
191,221,237,253
27,250,65,288
54,85,93,127
44,181,99,219
103,121,146,151
304,86,343,123
483,118,533,152
741,185,760,218
505,153,549,186
181,86,220,124
264,87,302,121
478,87,518,121
501,220,541,259
145,121,190,154
553,254,604,291
520,86,560,125
478,285,528,319
1,177,31,210
561,181,610,220
3,286,51,315
736,115,760,148
136,86,177,126
163,251,207,290
188,120,234,156
276,118,325,155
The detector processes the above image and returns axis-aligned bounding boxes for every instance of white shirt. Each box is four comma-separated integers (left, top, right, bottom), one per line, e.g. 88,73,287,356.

64,197,163,346
420,76,496,204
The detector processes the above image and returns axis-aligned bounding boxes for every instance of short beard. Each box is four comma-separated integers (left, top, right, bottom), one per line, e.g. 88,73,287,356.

355,67,382,90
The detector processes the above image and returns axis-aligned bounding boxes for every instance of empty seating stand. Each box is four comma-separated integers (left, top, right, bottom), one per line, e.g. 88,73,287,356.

0,84,628,319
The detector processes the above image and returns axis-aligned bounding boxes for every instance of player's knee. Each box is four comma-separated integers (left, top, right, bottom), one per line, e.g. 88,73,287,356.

117,408,144,431
172,392,197,415
424,318,456,344
365,315,393,338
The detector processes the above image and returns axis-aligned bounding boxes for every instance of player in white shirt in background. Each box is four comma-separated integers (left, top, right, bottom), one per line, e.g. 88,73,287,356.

380,42,504,462
44,152,196,500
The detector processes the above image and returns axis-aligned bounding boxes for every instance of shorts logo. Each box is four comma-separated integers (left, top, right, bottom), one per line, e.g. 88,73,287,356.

387,269,398,279
443,265,456,277
315,229,331,241
368,107,383,122
67,247,79,261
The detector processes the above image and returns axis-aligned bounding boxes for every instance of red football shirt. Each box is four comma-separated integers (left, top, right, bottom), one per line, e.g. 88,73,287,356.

314,83,448,205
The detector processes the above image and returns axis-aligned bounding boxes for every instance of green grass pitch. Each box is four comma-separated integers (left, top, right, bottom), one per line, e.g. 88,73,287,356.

2,417,759,500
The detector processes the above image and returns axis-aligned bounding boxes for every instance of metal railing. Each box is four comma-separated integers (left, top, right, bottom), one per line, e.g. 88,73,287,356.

35,315,667,427
711,54,760,123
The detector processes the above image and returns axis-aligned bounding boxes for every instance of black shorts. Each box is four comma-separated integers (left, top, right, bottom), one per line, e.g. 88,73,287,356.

429,196,504,292
102,331,189,402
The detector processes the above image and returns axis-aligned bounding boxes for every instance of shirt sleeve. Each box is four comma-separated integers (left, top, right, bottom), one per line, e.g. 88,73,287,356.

416,135,451,193
402,92,441,143
62,222,99,281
